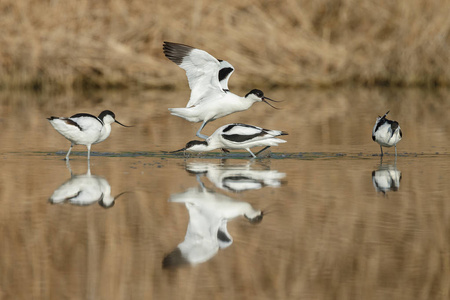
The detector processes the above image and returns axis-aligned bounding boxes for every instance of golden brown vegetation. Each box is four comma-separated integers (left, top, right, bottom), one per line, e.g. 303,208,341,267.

1,0,450,90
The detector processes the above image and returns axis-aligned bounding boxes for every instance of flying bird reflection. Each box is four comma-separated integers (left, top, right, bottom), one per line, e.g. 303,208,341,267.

163,183,263,268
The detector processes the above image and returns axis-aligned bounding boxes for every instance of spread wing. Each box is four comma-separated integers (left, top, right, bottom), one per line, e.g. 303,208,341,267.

218,60,234,91
163,41,226,107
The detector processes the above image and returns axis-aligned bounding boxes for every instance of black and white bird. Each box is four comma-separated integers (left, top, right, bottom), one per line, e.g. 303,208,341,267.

185,162,286,193
49,167,124,208
48,110,131,161
163,185,263,268
372,111,402,156
372,163,402,195
172,123,288,158
163,41,280,139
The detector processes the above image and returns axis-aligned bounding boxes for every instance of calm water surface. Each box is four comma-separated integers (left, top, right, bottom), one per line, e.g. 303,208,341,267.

1,88,449,299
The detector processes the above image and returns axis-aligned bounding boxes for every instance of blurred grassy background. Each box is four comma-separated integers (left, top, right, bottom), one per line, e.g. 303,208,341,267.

1,0,450,91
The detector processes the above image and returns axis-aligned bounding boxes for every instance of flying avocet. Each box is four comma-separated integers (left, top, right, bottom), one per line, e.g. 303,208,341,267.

163,41,281,139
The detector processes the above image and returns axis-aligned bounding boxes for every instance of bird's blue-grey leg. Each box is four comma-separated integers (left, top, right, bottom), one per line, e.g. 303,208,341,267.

395,145,397,156
196,120,210,140
66,159,73,176
87,144,91,161
255,146,271,156
65,144,74,161
246,148,257,158
195,174,206,190
380,145,384,157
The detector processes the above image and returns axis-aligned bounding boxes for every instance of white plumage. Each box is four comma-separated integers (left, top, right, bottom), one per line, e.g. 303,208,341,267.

163,185,262,268
185,162,286,193
372,164,402,195
163,41,280,139
48,163,126,208
173,123,288,158
49,172,115,208
372,111,402,156
48,110,130,161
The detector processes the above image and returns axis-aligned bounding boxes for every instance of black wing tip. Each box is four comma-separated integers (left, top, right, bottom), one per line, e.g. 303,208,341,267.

163,41,194,65
47,116,59,120
162,247,189,269
280,131,289,136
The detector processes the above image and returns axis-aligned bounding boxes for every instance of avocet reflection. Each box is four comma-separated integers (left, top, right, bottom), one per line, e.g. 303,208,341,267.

372,161,402,195
185,161,286,192
163,182,263,268
49,163,126,208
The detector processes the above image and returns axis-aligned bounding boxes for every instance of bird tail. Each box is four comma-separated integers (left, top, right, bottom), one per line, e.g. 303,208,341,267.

168,107,200,122
269,138,287,145
169,108,188,117
266,130,288,137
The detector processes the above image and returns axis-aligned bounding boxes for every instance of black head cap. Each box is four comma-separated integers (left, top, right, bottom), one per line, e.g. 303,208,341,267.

98,110,115,120
98,199,115,209
185,140,208,148
162,247,189,269
245,89,264,98
246,213,264,224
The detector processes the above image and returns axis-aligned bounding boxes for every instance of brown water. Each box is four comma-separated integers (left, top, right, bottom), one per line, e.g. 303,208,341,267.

1,88,449,299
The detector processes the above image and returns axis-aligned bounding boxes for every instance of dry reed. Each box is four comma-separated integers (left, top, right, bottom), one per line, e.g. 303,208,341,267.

1,0,450,90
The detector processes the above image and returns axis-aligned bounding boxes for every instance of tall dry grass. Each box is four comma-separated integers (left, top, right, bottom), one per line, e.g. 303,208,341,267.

1,0,450,90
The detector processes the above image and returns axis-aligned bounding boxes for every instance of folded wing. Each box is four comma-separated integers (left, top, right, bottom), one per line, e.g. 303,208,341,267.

221,124,275,143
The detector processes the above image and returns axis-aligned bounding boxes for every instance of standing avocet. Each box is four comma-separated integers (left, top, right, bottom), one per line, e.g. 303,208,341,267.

172,123,288,158
372,111,402,156
48,110,131,161
163,41,280,139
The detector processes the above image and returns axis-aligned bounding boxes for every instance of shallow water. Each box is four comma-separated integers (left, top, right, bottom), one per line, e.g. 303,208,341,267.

1,88,449,299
